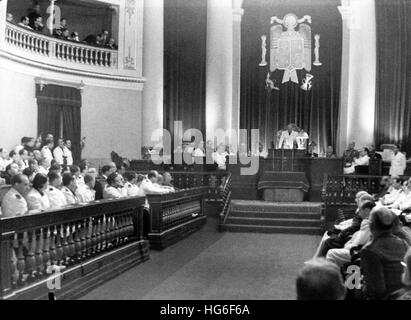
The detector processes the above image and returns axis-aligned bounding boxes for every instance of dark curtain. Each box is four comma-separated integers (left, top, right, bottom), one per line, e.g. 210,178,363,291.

240,0,342,154
374,0,411,156
163,0,207,139
36,84,82,163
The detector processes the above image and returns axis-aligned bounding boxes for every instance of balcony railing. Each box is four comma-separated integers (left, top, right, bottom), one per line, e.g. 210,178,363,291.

3,22,117,69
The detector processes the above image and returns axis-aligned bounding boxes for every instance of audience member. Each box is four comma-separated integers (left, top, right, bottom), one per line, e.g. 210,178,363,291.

390,145,406,176
6,13,14,23
344,147,370,174
70,165,84,187
61,173,79,205
18,16,32,29
3,163,19,184
326,200,376,267
0,174,30,217
140,171,174,195
41,139,54,163
360,207,410,299
296,258,346,300
212,143,228,170
53,138,66,165
22,167,35,182
76,174,96,203
64,140,74,165
103,173,127,199
368,145,382,160
0,148,10,172
37,158,49,175
343,142,359,166
25,173,50,213
123,172,140,197
45,171,66,209
387,247,411,300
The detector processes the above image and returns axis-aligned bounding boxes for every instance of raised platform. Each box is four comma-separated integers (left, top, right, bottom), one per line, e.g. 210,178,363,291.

221,200,324,235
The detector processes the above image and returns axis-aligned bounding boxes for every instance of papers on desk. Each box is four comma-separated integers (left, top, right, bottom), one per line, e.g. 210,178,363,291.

390,208,402,216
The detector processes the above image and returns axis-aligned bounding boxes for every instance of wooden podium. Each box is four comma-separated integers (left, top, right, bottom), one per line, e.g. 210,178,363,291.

260,149,309,202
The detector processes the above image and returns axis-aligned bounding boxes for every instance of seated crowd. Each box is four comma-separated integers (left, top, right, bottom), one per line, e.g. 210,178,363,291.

0,134,176,218
305,175,411,299
8,1,118,49
342,142,407,176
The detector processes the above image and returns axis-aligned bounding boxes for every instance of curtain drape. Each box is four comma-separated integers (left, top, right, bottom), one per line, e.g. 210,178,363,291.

240,0,342,154
374,0,411,156
163,0,207,139
36,84,82,163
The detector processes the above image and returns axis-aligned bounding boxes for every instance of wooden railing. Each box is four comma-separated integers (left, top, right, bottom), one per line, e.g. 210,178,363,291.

0,196,147,300
4,22,117,69
146,187,208,249
322,174,383,205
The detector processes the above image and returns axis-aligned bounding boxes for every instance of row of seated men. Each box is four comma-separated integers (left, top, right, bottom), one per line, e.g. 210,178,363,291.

0,162,175,218
309,176,411,299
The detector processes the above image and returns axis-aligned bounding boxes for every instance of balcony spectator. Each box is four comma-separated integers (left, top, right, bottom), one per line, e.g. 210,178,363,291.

28,1,41,26
0,174,30,218
18,16,32,29
32,16,44,33
59,28,70,41
106,38,118,50
7,13,14,23
101,29,110,45
53,18,68,38
70,32,80,42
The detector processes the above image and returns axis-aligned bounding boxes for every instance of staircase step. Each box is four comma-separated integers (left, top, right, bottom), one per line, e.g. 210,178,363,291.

222,224,322,235
230,200,323,214
228,210,321,220
225,216,321,227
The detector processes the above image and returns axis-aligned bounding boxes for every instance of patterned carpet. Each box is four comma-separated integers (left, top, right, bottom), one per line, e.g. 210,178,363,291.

80,218,320,300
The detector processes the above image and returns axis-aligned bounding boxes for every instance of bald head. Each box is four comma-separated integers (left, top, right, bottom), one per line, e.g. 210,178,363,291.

370,206,396,236
296,258,346,300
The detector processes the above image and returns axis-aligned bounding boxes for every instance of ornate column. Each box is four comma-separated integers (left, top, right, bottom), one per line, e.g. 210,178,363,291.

232,0,244,144
206,0,234,143
337,0,376,155
142,0,163,147
0,0,8,47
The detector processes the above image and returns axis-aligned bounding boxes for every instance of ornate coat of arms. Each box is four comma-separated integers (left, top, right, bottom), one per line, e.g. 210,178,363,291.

259,13,322,90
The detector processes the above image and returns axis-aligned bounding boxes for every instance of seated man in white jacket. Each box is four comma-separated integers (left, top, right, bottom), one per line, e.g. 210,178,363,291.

45,171,67,209
76,174,96,203
25,173,51,213
123,171,141,197
326,201,375,267
61,172,80,205
343,147,370,174
103,172,128,199
380,176,403,206
140,171,174,196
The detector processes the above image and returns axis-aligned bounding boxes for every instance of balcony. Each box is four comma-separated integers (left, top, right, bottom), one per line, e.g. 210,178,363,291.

5,22,118,69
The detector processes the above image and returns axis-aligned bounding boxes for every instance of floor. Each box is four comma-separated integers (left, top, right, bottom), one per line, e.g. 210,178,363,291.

80,218,321,300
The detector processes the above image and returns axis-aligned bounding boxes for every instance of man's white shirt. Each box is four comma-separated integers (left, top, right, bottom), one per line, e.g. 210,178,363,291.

278,130,298,149
45,185,67,208
390,152,406,176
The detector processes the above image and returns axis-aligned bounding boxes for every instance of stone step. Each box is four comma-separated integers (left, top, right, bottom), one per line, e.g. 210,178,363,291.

225,216,321,227
228,210,321,220
221,224,323,235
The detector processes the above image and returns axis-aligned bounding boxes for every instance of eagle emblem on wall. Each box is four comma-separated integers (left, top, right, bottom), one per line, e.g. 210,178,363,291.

259,13,322,90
